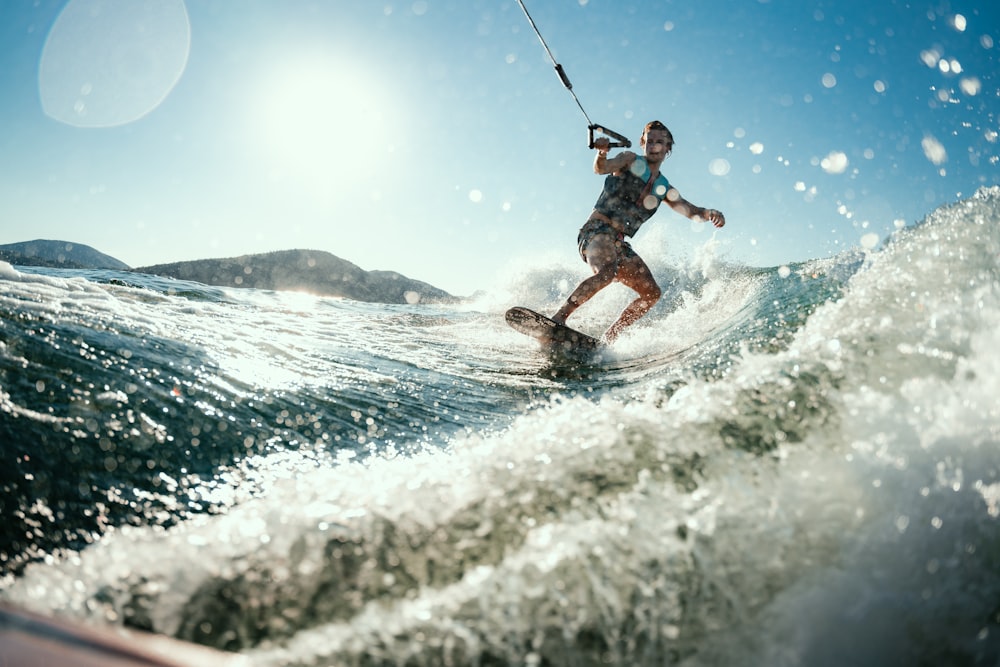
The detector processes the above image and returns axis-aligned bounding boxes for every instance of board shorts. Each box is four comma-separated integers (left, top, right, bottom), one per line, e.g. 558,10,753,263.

576,217,637,263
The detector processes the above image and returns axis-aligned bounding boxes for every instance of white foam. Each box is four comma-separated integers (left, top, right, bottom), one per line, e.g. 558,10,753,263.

4,190,999,664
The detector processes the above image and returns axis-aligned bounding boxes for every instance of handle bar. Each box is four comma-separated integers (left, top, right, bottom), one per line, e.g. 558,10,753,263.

588,124,632,149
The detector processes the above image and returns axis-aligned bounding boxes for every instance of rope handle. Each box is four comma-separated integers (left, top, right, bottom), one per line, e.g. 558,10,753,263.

516,0,633,150
588,124,632,149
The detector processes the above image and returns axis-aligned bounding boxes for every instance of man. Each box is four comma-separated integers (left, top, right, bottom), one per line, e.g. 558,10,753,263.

551,120,726,343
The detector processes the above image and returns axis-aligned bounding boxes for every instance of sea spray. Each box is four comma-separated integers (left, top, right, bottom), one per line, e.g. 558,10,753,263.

2,189,999,665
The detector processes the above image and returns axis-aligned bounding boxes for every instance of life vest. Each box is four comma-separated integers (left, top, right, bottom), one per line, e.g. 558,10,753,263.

592,156,672,237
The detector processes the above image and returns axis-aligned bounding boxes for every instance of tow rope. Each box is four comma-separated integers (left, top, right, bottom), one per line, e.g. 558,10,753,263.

514,0,632,149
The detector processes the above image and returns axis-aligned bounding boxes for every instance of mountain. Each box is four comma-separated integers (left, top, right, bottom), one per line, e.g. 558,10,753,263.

135,249,456,304
1,240,456,304
0,240,130,270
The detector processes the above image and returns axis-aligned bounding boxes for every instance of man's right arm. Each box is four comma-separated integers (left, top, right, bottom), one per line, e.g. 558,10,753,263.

594,150,636,175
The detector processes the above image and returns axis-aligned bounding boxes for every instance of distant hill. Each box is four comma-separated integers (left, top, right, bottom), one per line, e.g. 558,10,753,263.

136,249,456,304
1,240,455,304
0,239,130,270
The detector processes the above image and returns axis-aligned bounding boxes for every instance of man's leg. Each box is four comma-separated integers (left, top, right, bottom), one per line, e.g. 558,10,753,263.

551,233,619,325
602,254,661,343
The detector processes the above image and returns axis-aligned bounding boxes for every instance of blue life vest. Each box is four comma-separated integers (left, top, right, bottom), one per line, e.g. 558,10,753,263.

593,156,672,237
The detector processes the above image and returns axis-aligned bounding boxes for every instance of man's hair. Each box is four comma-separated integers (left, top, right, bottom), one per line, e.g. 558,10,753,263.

642,120,673,144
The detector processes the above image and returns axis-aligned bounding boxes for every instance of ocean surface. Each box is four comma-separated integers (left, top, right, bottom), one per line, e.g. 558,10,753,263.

2,187,999,666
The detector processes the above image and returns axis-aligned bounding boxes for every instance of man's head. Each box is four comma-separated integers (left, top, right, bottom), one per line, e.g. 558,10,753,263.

640,120,673,161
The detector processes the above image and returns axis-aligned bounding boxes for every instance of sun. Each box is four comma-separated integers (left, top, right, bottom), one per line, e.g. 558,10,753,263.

249,54,395,201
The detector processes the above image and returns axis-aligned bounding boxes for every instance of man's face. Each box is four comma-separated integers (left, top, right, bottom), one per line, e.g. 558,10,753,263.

643,129,673,161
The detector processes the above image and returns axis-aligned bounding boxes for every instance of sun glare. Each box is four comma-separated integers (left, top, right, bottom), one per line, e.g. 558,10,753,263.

251,55,394,201
39,0,190,128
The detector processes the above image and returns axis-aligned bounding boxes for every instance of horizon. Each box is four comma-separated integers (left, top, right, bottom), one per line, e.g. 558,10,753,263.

0,238,461,294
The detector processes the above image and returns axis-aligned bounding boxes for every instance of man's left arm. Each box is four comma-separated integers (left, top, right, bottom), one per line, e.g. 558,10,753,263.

665,188,726,228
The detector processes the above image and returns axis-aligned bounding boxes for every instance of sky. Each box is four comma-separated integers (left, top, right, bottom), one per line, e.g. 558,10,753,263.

0,0,997,295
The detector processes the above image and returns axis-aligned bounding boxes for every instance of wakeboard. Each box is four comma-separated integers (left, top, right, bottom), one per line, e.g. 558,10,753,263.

505,306,601,352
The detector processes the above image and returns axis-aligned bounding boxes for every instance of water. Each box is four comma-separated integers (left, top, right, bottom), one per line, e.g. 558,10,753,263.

1,187,999,666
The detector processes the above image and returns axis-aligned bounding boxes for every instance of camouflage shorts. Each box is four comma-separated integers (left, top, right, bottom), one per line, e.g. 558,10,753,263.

576,217,636,262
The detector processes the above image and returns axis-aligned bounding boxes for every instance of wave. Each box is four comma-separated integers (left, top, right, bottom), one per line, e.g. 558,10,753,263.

2,187,999,665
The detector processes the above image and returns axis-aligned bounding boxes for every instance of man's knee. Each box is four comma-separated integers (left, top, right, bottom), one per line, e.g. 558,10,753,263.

635,279,661,306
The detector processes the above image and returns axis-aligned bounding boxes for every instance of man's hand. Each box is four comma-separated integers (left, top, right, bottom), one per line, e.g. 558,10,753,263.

701,208,726,228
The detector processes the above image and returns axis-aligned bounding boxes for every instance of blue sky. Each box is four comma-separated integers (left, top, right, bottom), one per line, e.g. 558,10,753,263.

0,0,997,294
